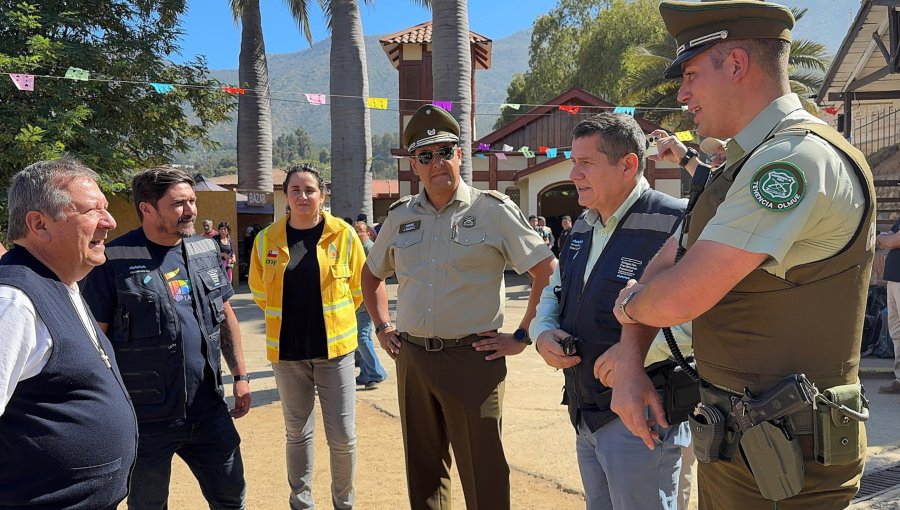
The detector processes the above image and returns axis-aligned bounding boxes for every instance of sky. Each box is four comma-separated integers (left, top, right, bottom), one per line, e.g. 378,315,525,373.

176,1,558,70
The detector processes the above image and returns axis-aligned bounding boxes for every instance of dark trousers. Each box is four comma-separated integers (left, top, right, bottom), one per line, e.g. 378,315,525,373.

697,433,865,510
127,406,246,510
397,341,510,510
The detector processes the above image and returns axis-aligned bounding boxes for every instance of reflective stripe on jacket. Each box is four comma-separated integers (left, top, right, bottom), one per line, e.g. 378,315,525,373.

249,211,365,361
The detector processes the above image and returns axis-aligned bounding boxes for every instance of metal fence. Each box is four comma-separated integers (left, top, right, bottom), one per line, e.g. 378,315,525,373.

853,108,900,159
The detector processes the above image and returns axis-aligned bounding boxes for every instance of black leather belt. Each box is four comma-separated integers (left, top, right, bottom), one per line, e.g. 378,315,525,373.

700,384,814,435
399,332,481,352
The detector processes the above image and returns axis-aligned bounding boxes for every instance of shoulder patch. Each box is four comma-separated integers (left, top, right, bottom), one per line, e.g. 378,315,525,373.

388,195,413,211
484,189,510,202
750,161,806,211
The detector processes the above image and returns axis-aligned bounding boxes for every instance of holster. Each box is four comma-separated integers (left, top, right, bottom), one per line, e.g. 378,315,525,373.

739,421,805,501
647,360,701,424
814,383,867,466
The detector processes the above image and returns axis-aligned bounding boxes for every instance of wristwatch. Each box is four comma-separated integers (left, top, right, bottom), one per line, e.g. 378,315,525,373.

233,374,250,383
513,327,532,345
619,291,639,322
679,147,700,167
375,321,394,335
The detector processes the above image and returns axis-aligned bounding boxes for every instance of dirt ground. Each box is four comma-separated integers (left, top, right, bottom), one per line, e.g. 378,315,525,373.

163,398,585,509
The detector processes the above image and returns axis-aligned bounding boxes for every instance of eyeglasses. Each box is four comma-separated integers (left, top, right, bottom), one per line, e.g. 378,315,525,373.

413,146,456,165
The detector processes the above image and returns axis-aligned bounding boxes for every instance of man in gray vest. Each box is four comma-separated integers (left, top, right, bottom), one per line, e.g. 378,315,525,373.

531,113,688,509
83,166,251,509
0,158,137,509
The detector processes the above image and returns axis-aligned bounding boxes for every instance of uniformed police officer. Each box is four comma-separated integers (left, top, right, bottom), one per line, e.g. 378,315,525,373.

604,2,874,509
361,104,556,510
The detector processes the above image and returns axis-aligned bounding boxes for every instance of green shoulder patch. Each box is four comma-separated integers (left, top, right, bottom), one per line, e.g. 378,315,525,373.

749,161,806,211
388,195,413,211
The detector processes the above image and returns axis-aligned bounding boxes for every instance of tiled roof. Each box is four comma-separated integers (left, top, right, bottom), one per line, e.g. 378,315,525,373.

379,21,491,45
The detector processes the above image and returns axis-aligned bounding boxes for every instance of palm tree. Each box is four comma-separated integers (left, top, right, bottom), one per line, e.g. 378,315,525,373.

326,0,374,220
231,0,313,194
623,8,830,131
431,0,473,184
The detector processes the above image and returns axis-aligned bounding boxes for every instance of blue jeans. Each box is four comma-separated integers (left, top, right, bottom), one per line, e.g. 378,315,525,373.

576,416,690,510
355,306,387,384
127,405,246,510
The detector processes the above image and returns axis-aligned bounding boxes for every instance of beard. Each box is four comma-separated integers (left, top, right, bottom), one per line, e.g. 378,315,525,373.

165,216,196,238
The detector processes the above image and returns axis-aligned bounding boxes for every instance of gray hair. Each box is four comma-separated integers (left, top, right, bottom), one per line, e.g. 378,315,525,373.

7,158,99,241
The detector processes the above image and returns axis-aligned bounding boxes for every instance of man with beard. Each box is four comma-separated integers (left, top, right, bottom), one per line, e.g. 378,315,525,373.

83,166,251,509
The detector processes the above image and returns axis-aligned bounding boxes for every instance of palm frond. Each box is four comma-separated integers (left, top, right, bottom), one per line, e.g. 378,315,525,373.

286,0,312,45
229,0,244,24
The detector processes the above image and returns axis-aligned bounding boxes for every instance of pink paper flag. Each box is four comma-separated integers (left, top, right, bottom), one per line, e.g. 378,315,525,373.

10,73,34,91
496,153,507,160
433,101,453,111
305,93,326,105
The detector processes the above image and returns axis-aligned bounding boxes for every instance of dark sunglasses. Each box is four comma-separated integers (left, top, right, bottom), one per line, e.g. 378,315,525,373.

413,145,456,165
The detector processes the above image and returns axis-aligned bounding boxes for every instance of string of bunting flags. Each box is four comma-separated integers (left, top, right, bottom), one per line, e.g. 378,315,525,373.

4,66,694,115
4,66,699,158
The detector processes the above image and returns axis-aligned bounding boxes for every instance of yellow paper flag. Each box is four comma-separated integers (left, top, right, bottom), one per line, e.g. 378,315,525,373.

367,97,388,110
675,131,694,142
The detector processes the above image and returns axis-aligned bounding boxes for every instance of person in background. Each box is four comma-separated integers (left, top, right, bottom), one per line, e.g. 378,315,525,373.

83,166,250,510
217,222,236,283
249,164,365,510
537,216,554,248
201,219,217,238
556,215,573,255
876,219,900,394
0,158,137,509
353,220,388,389
356,214,378,242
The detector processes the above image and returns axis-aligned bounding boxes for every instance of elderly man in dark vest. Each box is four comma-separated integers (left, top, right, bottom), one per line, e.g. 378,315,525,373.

606,2,874,509
530,112,688,509
0,159,137,509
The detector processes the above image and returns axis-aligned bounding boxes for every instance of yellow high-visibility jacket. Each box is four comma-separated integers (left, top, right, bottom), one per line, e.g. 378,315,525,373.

249,212,365,362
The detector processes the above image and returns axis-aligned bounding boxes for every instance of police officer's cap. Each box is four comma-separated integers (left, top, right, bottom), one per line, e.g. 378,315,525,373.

660,0,794,79
403,104,460,152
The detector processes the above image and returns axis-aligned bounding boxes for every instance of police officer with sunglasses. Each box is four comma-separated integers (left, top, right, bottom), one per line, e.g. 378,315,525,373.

361,104,556,510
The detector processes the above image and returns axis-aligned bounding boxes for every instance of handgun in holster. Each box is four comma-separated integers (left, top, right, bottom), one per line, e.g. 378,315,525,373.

731,374,816,501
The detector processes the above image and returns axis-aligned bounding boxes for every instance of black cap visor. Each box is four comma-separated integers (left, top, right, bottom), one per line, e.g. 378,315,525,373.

664,42,719,79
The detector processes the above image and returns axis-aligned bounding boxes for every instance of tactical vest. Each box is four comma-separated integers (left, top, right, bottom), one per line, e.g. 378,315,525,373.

0,247,137,508
103,229,229,423
685,123,875,394
559,188,686,432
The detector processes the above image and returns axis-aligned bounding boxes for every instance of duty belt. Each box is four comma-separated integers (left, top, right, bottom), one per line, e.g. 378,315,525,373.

700,384,814,434
399,332,481,352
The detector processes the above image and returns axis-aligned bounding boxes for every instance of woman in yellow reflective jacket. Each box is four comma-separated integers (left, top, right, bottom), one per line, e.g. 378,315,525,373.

249,164,365,509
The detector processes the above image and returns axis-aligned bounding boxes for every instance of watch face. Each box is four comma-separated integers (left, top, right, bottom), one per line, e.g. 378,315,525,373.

514,328,527,341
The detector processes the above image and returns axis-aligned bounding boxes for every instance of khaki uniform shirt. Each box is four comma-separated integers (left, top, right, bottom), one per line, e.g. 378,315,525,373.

367,183,552,339
697,94,865,278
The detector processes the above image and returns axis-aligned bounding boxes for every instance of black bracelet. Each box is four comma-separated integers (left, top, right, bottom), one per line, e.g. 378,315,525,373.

679,147,699,167
375,321,394,334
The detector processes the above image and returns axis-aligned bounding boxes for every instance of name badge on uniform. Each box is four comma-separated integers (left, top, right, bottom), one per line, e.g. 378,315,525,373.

399,220,421,233
461,215,476,228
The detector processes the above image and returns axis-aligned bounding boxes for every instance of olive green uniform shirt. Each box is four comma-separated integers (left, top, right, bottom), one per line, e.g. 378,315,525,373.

697,94,865,278
367,182,552,339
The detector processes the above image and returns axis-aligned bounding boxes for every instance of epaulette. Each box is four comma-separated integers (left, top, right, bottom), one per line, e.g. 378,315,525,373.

388,195,413,211
484,189,510,202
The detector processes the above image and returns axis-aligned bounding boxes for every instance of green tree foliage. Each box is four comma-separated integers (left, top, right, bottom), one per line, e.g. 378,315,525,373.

370,132,399,179
0,1,234,191
493,73,527,129
272,127,313,167
496,0,665,128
